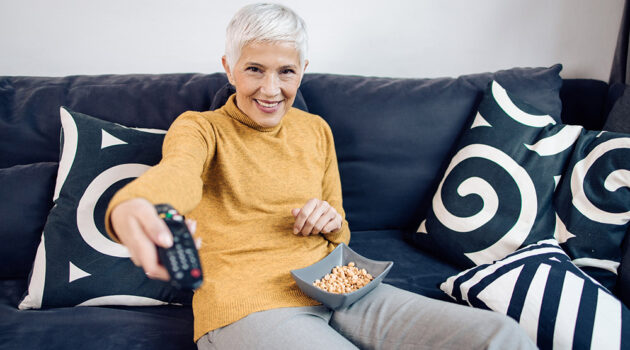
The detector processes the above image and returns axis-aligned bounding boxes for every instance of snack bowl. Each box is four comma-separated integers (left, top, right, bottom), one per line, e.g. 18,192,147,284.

290,243,393,310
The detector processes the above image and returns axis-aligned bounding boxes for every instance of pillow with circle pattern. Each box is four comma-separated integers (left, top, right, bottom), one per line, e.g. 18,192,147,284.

19,107,192,309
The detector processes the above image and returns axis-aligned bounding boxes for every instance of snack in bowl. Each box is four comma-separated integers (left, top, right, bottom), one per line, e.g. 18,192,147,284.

312,262,374,294
290,243,393,310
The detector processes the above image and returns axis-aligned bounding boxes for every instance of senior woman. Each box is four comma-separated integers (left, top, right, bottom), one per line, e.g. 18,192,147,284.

106,3,535,349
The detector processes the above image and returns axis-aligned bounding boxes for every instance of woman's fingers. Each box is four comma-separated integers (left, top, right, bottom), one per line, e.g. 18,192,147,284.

306,204,331,234
110,198,172,281
293,198,317,235
292,199,340,236
315,206,341,234
301,200,329,235
323,209,342,233
128,217,170,281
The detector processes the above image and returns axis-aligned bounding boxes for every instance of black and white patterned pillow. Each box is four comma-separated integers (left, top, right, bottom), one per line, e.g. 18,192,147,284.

553,131,630,291
19,107,191,309
441,240,629,350
412,80,581,267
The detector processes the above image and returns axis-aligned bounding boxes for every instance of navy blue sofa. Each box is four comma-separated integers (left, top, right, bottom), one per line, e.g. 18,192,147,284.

0,66,627,349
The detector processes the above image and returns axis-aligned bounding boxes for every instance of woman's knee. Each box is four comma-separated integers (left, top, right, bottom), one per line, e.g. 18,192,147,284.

483,312,536,350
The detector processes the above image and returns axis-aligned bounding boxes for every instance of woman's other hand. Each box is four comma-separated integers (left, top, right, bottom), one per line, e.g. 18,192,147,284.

110,198,198,281
291,198,342,236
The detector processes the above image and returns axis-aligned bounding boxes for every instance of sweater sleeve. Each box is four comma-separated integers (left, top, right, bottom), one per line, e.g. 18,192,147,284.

319,121,351,245
105,111,215,240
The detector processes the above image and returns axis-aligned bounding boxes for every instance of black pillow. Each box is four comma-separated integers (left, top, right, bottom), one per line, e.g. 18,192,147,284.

0,162,58,279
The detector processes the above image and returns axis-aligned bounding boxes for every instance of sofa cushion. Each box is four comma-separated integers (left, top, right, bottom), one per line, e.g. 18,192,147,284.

0,301,196,350
441,240,629,350
553,129,630,292
412,80,578,268
347,230,459,301
0,162,57,279
19,107,191,309
299,65,563,232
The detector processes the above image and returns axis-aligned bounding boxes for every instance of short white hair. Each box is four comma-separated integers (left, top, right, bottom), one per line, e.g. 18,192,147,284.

225,3,308,70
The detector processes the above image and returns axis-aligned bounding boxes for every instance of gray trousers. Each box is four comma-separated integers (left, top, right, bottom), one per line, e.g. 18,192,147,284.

197,284,536,350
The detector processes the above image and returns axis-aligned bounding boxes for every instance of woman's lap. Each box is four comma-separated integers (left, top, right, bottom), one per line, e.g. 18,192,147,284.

330,283,535,349
197,304,357,350
197,284,536,350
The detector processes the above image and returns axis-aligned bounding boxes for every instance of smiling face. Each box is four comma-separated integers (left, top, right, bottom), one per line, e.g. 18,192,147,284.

222,41,308,128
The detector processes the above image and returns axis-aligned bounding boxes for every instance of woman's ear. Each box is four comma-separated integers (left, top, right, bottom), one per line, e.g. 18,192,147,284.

298,59,309,84
222,56,235,85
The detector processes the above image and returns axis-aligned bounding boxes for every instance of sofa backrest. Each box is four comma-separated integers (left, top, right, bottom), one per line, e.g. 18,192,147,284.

2,69,626,306
299,66,565,232
3,67,618,235
0,73,229,168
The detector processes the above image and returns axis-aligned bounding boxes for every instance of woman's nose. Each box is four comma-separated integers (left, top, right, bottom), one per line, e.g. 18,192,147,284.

260,73,281,96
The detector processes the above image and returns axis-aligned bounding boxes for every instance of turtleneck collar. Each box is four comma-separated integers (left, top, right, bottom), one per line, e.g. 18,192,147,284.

222,94,284,133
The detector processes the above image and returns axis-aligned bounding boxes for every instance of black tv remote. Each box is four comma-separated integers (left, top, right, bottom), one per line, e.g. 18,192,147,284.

155,204,203,290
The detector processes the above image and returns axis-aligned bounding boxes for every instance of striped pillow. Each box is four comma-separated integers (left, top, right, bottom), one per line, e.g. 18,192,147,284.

441,240,629,349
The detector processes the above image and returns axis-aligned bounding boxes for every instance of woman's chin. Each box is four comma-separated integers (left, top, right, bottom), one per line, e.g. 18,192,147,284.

257,116,283,128
251,104,287,127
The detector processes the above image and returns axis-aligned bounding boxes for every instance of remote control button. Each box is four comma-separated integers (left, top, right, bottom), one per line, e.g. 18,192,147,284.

191,268,201,278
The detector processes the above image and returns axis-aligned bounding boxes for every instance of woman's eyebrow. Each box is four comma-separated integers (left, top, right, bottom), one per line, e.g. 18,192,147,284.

245,62,297,70
245,62,264,68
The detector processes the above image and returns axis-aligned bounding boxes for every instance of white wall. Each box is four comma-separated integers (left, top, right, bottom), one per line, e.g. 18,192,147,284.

0,0,624,80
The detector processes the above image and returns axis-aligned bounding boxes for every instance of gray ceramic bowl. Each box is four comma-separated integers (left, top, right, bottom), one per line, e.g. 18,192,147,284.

290,243,393,310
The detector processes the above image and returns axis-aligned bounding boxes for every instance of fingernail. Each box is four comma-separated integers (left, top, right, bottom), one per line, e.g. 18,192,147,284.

159,232,173,247
293,228,298,235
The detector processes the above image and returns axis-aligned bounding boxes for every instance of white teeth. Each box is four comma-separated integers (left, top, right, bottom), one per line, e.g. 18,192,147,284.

257,100,280,108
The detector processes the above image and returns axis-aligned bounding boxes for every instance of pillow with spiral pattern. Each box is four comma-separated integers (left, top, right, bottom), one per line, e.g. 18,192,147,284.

411,80,582,268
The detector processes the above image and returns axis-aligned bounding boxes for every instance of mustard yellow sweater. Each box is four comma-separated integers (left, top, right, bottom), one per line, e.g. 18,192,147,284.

105,94,350,341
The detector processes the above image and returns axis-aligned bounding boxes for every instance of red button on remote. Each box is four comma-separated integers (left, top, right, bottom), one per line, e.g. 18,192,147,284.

190,268,201,278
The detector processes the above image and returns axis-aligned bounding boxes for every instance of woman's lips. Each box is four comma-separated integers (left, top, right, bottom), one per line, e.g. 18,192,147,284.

255,99,282,113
